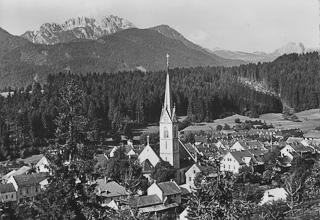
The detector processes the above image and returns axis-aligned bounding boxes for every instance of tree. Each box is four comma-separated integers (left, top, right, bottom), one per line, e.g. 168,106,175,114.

99,146,142,193
15,81,108,220
187,172,247,220
216,125,223,131
304,160,320,200
150,161,176,183
283,172,303,213
123,122,133,139
139,132,159,145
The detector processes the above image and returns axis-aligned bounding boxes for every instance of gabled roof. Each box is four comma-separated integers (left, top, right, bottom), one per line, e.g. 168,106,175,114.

194,136,208,144
131,194,162,208
305,130,320,139
124,145,135,155
157,181,181,195
35,156,50,167
289,143,313,153
13,173,48,187
229,151,253,165
12,166,30,176
141,159,153,174
96,179,127,198
0,183,15,193
179,141,196,162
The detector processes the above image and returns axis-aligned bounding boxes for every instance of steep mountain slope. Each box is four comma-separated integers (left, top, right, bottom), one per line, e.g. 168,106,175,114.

21,15,135,44
150,25,244,66
0,27,242,89
0,27,30,58
211,42,306,64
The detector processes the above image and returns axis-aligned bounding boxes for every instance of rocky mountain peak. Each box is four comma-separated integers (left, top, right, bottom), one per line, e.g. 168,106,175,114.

273,42,305,55
21,15,135,44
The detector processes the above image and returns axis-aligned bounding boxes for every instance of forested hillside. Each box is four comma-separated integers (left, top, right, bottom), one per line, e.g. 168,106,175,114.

2,52,320,161
0,65,282,160
236,52,320,111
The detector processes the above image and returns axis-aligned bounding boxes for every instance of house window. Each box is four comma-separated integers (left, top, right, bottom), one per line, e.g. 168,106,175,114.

19,190,22,195
228,165,230,169
164,127,169,138
5,195,7,199
189,177,192,182
36,187,38,192
26,188,29,194
193,170,196,174
11,194,13,198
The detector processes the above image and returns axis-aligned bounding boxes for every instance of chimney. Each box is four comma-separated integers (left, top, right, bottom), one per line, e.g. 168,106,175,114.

147,135,150,146
105,176,108,183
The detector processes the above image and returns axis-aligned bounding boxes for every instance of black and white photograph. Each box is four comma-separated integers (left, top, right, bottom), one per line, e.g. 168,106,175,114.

0,0,319,219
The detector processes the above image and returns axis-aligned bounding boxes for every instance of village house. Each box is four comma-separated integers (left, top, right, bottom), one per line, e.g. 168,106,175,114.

280,142,313,160
109,140,137,159
147,180,182,205
7,173,47,203
35,156,50,173
184,164,202,189
304,130,320,140
96,179,127,205
0,183,16,207
220,151,255,174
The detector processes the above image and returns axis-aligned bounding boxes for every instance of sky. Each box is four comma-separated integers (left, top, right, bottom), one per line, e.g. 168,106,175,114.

0,0,318,53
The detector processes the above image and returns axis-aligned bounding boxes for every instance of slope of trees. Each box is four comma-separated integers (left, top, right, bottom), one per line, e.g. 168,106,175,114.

0,63,283,160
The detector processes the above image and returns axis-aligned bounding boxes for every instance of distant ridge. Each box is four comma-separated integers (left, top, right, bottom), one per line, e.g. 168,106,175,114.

211,42,307,63
0,26,243,89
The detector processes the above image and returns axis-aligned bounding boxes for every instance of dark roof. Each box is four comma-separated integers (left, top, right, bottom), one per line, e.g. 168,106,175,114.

290,143,313,153
157,181,181,195
229,151,252,165
96,179,127,198
141,159,153,174
124,145,134,154
150,144,160,156
194,136,208,143
0,183,15,193
14,173,47,187
180,142,196,160
131,194,162,208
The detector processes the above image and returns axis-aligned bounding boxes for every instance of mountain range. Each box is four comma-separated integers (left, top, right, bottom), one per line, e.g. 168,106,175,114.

21,15,136,44
211,42,307,63
0,15,312,89
0,19,243,89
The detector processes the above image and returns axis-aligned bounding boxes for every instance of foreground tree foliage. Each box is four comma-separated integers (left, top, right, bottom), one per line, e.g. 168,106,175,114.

187,172,248,220
98,145,142,193
150,161,176,183
15,82,108,220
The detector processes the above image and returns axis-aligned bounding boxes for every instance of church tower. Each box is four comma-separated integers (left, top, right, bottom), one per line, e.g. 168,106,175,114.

159,54,180,169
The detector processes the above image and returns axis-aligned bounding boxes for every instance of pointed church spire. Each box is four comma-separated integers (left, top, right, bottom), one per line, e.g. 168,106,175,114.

164,54,173,117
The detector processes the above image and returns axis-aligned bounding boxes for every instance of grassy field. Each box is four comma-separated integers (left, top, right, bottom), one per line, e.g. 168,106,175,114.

180,109,320,134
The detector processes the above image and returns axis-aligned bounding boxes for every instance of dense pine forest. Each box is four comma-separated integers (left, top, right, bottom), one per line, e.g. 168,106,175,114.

2,52,320,160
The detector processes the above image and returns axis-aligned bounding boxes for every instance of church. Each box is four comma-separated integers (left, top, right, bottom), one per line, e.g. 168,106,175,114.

138,54,197,185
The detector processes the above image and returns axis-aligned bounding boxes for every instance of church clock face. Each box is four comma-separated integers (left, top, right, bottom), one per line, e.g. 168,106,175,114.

164,116,168,122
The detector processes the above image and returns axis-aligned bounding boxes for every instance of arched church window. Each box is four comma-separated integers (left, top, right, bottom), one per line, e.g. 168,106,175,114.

164,126,169,138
